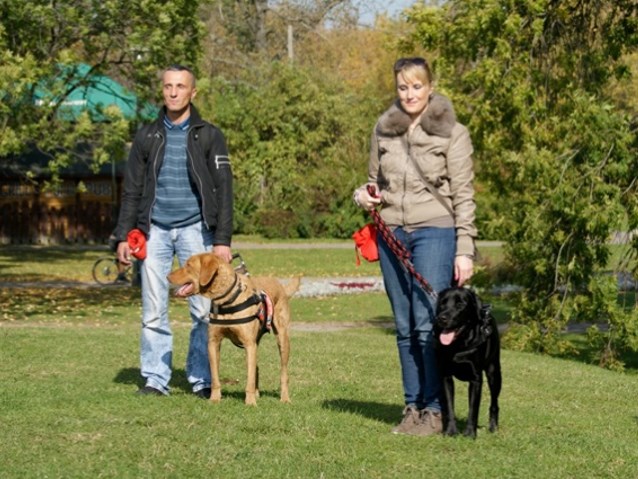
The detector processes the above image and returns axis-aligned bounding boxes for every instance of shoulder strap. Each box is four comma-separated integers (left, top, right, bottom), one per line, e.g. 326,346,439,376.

411,158,455,218
401,133,455,218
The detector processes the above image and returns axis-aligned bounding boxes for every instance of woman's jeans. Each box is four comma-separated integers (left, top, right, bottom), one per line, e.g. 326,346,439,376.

140,221,214,395
379,226,455,411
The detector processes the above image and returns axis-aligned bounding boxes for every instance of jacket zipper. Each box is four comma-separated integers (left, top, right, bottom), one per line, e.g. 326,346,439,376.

187,123,210,230
146,130,165,230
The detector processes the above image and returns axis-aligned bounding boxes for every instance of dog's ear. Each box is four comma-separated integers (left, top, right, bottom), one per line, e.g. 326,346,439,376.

199,254,219,287
467,289,482,321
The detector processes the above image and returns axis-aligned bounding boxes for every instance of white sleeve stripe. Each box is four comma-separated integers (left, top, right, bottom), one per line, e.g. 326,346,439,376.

215,155,231,168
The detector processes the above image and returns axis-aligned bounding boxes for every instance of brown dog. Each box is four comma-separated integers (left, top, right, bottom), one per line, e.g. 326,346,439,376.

167,252,300,405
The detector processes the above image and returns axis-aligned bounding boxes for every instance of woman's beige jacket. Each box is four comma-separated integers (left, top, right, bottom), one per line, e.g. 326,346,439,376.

356,93,477,257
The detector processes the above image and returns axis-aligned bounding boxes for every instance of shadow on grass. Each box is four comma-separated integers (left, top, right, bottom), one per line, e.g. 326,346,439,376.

322,399,402,425
113,367,199,394
113,366,252,397
322,399,482,433
554,334,638,373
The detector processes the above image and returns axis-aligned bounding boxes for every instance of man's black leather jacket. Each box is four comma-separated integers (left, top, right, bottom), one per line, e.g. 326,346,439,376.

113,104,233,246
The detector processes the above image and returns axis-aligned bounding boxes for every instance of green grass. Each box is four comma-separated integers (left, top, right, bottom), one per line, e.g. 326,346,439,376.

0,243,506,283
1,244,638,478
2,323,637,478
0,244,383,282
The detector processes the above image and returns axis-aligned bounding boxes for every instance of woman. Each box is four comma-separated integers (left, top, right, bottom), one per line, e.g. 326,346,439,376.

353,57,477,436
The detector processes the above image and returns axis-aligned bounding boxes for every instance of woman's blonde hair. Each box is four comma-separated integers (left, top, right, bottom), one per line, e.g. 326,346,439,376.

393,57,433,86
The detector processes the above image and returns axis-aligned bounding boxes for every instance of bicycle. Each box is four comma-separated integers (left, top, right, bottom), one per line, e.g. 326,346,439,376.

92,255,135,285
92,253,246,286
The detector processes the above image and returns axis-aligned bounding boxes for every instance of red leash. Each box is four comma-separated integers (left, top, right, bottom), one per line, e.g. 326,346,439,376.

367,186,438,299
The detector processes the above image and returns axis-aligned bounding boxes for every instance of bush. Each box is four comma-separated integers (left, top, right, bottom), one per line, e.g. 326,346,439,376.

199,63,376,238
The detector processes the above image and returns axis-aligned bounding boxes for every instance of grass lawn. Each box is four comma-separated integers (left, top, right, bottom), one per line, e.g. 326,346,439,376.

2,321,637,478
1,245,637,478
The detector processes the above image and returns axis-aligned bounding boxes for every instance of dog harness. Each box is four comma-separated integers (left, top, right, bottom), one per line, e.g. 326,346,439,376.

207,272,274,333
451,304,494,358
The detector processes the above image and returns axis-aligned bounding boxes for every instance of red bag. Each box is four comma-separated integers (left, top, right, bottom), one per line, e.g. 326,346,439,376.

127,228,147,260
352,223,379,265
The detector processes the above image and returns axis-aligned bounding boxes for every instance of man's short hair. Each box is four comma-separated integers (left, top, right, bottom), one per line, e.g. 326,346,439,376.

163,64,196,87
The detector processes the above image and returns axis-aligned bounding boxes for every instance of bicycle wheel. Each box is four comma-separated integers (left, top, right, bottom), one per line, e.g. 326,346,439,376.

92,257,122,285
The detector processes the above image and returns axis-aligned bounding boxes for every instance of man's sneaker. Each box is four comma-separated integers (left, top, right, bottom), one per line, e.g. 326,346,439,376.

194,387,211,399
391,405,421,435
411,408,443,436
136,386,164,396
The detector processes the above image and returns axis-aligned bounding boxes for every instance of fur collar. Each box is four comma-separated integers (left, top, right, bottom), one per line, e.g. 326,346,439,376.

376,93,456,138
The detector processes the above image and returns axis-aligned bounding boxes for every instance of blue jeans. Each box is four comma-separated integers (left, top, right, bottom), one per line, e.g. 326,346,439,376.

140,221,214,395
379,226,455,411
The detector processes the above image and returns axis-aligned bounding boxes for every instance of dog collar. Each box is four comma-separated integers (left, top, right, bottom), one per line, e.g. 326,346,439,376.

211,272,241,303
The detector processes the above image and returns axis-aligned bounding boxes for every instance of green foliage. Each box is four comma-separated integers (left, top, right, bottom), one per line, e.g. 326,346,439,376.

0,0,204,180
404,0,638,367
200,62,376,238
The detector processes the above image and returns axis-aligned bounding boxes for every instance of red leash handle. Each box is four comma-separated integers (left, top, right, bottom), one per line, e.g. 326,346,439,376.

366,185,437,298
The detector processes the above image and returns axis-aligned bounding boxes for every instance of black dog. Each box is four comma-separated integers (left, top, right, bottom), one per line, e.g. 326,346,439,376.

434,287,502,438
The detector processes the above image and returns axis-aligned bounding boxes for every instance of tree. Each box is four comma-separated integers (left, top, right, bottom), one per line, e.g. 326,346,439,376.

199,0,359,77
403,0,638,368
199,61,377,238
0,0,205,183
195,5,410,238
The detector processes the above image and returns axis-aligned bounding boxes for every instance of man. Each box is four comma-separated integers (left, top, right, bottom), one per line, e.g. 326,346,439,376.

113,65,233,398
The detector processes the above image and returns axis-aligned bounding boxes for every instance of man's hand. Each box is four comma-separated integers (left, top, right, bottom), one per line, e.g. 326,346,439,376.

213,245,233,264
116,241,132,266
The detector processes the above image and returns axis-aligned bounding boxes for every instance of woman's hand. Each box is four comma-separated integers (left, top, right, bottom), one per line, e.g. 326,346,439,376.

454,255,474,286
354,184,381,210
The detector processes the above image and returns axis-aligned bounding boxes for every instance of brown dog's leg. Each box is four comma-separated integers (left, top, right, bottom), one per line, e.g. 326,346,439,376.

276,329,291,403
244,343,258,406
255,365,260,399
209,333,223,403
273,301,291,403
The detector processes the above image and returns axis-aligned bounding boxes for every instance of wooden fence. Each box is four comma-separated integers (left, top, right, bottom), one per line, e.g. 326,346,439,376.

0,179,119,245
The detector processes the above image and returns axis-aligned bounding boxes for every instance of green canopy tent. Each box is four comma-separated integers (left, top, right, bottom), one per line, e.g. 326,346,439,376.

34,63,157,121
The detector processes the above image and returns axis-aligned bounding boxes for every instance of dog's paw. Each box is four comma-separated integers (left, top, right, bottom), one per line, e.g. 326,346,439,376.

245,392,257,406
444,423,458,436
463,427,477,439
210,389,222,403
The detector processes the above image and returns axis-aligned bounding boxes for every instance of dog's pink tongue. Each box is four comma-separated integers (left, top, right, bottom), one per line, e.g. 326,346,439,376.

440,331,456,346
176,283,194,297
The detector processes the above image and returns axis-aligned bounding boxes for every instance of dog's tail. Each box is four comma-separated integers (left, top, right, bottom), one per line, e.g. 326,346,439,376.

285,276,302,297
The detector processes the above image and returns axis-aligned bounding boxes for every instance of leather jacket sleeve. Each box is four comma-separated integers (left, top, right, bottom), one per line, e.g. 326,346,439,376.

207,127,233,246
112,126,152,243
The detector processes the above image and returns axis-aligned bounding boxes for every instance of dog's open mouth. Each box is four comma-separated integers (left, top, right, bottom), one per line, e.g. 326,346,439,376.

439,330,457,345
175,282,195,297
